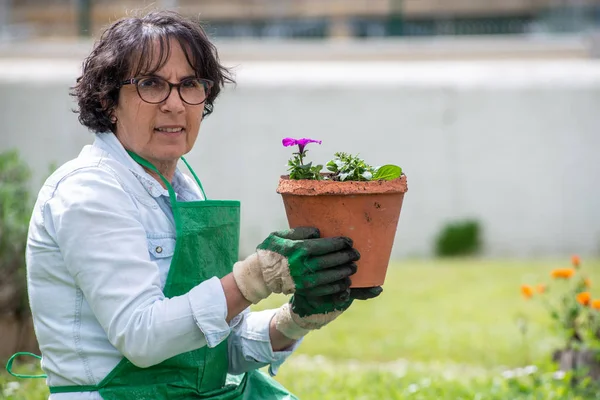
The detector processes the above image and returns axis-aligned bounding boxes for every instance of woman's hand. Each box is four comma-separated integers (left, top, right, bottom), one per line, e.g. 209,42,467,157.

232,227,359,304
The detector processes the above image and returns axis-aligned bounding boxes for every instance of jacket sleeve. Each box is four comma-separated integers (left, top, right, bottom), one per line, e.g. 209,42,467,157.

227,308,302,376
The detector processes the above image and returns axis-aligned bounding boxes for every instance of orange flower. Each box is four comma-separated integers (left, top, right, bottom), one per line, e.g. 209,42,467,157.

584,278,591,288
536,284,546,294
521,284,534,299
571,255,581,268
592,300,600,310
576,292,591,306
551,268,575,279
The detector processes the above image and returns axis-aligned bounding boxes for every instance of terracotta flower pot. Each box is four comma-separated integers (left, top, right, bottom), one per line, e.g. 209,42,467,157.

276,174,408,288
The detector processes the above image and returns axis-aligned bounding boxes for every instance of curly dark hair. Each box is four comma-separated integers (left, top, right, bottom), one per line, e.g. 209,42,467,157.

71,10,234,133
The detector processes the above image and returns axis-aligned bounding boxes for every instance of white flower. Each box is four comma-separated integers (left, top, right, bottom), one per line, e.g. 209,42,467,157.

553,370,566,380
523,365,538,375
3,381,21,397
407,383,419,394
502,369,516,379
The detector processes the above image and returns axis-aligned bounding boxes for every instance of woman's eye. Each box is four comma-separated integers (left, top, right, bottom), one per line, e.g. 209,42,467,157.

182,80,198,88
139,78,160,88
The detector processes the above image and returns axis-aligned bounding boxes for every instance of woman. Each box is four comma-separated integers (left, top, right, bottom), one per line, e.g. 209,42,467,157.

21,10,381,399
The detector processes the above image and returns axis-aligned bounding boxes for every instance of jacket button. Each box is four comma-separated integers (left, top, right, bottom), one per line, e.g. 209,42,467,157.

156,246,163,254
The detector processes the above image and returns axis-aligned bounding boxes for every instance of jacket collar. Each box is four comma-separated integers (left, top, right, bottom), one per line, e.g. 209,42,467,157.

92,132,202,201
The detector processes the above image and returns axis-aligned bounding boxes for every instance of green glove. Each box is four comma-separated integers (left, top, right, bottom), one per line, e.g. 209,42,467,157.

292,286,383,317
274,286,383,339
232,227,360,304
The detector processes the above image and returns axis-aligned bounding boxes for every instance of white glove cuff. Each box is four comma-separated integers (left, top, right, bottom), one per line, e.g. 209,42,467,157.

274,303,311,340
232,253,271,304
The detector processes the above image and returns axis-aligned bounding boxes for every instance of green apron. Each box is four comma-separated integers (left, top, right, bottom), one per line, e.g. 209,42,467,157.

7,154,297,400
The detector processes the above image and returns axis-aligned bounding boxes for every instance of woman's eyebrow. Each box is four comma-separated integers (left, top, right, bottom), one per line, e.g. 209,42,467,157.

143,73,197,82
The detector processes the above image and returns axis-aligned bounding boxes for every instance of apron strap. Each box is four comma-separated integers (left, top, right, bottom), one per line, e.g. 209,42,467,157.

49,384,100,394
181,156,207,199
126,151,208,201
5,352,47,379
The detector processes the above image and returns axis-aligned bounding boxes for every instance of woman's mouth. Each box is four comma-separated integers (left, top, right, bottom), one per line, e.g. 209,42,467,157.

155,127,185,137
155,127,184,133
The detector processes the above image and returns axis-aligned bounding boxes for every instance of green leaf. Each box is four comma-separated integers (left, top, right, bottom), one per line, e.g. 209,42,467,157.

372,164,402,181
326,160,338,172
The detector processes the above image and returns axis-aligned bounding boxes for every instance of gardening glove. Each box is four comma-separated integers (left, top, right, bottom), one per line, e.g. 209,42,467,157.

273,286,383,340
232,227,360,304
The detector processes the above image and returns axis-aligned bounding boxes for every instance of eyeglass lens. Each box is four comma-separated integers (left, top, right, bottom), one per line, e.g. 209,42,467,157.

136,77,208,105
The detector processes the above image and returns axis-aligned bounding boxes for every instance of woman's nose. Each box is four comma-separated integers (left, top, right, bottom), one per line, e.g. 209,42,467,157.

160,86,185,113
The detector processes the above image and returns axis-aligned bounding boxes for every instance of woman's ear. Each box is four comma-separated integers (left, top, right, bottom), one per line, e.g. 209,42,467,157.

105,106,118,133
105,104,117,126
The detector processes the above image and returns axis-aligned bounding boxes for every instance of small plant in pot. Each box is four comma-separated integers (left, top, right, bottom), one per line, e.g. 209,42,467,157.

276,137,408,288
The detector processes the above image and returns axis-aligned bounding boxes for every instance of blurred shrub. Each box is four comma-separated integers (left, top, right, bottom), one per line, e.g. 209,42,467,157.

434,219,482,257
0,150,32,316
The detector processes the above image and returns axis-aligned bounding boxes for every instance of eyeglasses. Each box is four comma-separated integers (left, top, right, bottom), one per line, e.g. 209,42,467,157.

120,76,213,105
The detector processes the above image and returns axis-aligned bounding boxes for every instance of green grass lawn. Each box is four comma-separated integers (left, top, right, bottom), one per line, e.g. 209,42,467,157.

258,258,600,398
257,258,586,368
2,258,600,399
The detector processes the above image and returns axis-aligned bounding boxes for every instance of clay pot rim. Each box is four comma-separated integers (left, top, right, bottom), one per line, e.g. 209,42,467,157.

276,174,408,196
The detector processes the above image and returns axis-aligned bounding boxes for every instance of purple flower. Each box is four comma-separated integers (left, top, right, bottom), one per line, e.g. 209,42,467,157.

282,137,322,153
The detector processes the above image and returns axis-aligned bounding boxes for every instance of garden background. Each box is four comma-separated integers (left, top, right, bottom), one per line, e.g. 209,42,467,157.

1,0,600,398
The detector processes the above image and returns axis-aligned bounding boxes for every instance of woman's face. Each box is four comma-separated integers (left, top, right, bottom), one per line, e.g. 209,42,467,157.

113,39,203,169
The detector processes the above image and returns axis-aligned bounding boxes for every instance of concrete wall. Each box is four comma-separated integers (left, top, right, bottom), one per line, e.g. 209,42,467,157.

1,58,599,259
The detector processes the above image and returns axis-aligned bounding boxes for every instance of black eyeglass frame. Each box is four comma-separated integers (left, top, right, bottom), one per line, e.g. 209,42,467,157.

120,77,214,105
